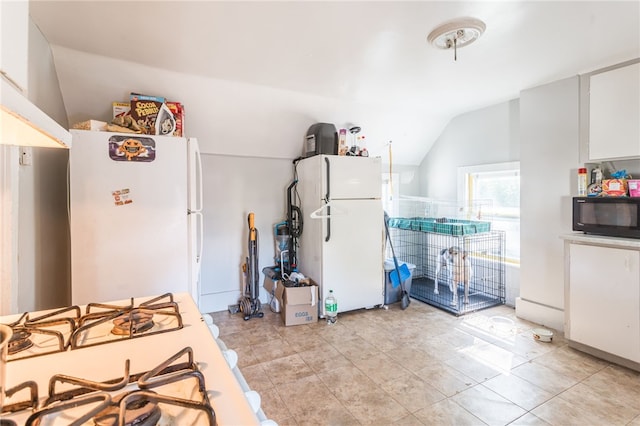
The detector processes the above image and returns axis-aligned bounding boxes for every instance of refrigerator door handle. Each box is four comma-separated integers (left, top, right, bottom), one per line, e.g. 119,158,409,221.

188,138,203,213
325,205,331,242
195,210,204,265
324,157,331,242
324,156,330,201
190,210,204,305
195,141,203,212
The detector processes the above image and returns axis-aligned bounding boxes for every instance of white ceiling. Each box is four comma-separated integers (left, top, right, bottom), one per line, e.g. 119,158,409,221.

30,1,640,165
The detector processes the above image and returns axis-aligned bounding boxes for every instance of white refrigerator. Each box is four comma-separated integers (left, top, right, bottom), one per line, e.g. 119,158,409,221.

296,155,384,316
69,129,203,306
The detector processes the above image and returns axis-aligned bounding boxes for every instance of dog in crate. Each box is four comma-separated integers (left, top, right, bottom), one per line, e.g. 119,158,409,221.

434,246,473,306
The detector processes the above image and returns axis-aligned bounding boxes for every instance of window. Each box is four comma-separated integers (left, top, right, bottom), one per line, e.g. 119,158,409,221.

458,162,520,263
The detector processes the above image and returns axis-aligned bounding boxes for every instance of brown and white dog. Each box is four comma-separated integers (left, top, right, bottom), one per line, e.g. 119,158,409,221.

434,246,473,306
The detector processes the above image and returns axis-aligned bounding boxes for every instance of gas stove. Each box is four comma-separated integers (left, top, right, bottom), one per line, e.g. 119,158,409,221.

4,293,183,362
0,293,259,425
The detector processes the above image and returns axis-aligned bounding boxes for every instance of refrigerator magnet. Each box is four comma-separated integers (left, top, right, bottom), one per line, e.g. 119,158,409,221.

109,135,156,162
112,188,133,206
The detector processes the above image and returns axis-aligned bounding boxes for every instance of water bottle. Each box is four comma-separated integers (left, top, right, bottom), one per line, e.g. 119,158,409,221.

325,290,337,324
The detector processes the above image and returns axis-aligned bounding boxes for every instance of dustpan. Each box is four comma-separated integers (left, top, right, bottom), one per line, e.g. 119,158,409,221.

389,263,411,288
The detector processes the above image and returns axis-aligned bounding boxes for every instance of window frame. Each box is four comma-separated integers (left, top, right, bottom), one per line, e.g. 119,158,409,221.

457,161,520,264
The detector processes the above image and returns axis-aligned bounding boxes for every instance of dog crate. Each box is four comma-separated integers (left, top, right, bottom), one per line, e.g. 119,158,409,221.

386,198,505,315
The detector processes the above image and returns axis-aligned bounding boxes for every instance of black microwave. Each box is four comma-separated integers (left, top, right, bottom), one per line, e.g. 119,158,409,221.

573,197,640,239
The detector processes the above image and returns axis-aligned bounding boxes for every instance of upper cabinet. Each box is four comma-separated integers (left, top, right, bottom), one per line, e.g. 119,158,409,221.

585,61,640,161
0,0,29,91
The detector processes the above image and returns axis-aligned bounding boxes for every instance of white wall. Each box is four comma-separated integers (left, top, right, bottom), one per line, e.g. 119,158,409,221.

417,100,521,306
419,100,520,200
517,76,580,331
381,163,422,197
15,20,70,312
199,154,296,313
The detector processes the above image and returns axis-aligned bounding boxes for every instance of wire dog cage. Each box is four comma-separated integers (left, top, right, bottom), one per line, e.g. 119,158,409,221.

386,197,505,315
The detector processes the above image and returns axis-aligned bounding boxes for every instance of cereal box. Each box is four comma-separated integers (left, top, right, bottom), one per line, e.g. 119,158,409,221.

166,101,184,137
130,93,165,103
129,98,163,135
112,102,130,119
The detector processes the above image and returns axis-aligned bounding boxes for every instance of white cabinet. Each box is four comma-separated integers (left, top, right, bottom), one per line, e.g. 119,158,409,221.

567,241,640,364
588,62,640,161
0,0,29,90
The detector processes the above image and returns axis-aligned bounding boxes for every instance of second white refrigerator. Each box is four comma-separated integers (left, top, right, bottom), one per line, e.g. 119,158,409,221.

296,155,384,316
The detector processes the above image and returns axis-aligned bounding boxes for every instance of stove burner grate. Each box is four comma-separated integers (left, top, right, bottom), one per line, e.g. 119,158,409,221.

93,390,162,426
5,306,80,361
8,328,33,355
17,347,216,426
111,311,155,336
70,293,183,350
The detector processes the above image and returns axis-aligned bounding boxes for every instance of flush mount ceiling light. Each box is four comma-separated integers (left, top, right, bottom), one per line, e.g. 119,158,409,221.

427,17,486,61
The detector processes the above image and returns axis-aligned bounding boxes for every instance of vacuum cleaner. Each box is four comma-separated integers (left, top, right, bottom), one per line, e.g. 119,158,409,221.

231,212,264,321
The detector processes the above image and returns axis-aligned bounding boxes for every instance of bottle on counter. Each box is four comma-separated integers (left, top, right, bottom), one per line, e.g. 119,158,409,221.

587,166,603,196
591,166,603,185
578,167,588,196
338,129,348,156
325,290,337,324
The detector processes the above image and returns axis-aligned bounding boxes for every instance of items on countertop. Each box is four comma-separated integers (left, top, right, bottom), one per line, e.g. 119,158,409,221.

577,167,588,196
71,92,185,137
580,164,637,197
303,122,371,158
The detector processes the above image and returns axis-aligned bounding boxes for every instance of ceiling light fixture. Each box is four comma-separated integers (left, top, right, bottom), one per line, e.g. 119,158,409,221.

427,17,486,61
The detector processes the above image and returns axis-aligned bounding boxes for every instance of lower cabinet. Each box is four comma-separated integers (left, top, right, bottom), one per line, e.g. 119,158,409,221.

567,241,640,363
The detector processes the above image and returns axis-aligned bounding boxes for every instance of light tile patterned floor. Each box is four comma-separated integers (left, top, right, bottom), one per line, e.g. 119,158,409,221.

208,300,640,426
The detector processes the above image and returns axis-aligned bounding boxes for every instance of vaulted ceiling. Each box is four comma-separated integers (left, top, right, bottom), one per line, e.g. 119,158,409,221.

30,1,640,165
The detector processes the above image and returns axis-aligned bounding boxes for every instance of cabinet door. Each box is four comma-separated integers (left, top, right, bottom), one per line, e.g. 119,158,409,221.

569,244,640,362
588,62,640,161
0,0,28,90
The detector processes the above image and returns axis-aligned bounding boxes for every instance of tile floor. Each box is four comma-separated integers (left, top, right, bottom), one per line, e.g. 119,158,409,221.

208,300,640,425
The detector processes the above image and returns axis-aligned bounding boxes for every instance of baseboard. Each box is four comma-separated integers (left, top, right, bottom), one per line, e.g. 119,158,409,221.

199,290,269,314
515,297,565,331
568,339,640,372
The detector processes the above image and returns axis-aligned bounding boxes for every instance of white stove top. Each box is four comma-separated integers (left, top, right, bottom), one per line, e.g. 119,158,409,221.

1,293,259,425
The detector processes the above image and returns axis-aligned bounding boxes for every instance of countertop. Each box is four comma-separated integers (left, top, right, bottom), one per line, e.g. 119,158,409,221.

561,233,640,249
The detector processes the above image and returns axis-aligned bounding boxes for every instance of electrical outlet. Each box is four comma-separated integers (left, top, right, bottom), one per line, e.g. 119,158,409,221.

19,147,33,166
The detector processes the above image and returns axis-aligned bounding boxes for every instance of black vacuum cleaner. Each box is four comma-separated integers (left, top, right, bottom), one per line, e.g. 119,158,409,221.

285,175,303,276
230,212,264,320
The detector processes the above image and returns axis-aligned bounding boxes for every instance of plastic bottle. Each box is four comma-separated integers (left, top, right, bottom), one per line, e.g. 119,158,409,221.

591,166,603,185
324,290,337,324
338,129,348,156
578,167,587,196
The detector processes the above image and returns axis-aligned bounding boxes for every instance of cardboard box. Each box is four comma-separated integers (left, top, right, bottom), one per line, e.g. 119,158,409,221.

628,179,640,197
112,102,130,119
130,98,163,134
263,276,281,313
71,119,107,131
275,283,318,326
166,101,184,137
602,178,628,196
